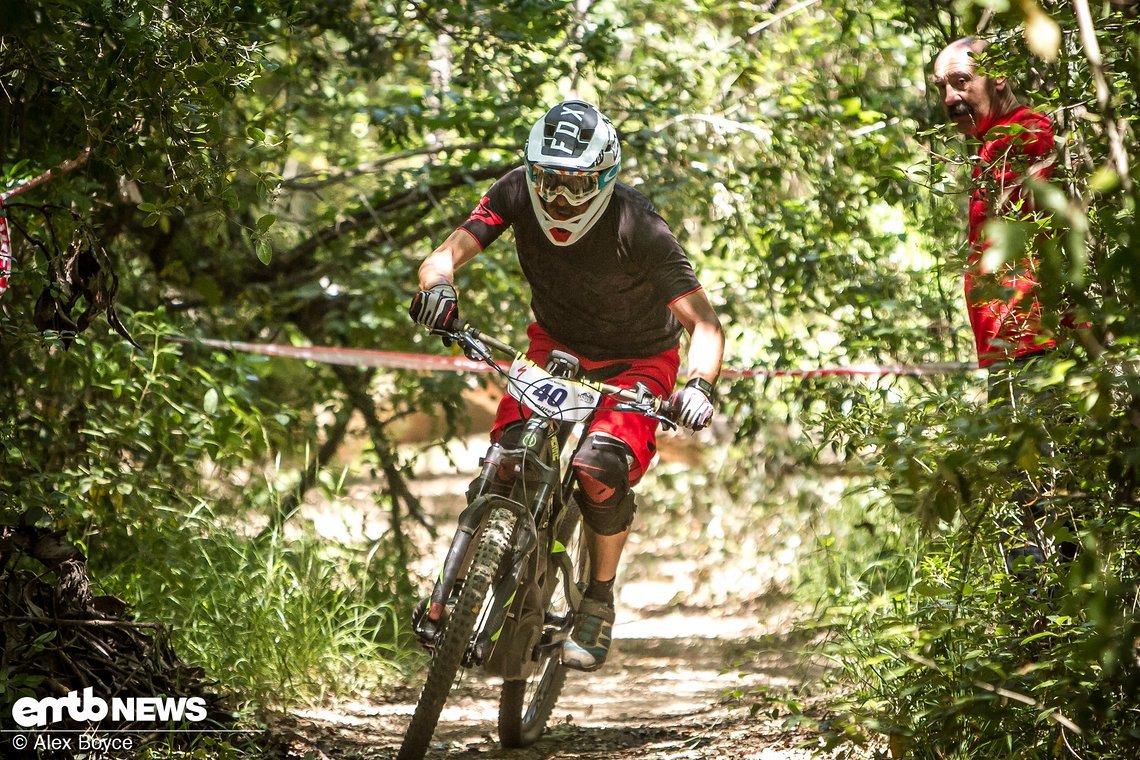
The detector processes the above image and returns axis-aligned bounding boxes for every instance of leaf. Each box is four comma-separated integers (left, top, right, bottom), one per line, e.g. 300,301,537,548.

1020,630,1057,644
20,507,46,526
1021,0,1061,62
32,631,57,647
203,388,219,414
981,220,1030,273
1089,166,1122,194
257,213,276,233
256,239,272,265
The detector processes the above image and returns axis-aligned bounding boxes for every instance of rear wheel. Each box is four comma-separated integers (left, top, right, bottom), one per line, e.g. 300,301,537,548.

398,507,515,760
498,650,570,747
498,502,587,747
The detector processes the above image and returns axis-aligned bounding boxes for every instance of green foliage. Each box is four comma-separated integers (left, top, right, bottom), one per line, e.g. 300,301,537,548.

0,310,293,528
4,0,1140,753
808,358,1140,757
107,506,409,709
779,4,1140,756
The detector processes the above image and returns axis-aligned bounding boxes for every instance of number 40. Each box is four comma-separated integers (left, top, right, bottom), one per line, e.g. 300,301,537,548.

533,383,568,406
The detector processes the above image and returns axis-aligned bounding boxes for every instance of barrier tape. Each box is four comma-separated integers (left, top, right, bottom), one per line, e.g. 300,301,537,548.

728,361,978,378
183,337,509,373
180,337,979,379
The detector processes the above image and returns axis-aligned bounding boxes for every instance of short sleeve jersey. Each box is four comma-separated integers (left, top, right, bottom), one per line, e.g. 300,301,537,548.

459,167,702,360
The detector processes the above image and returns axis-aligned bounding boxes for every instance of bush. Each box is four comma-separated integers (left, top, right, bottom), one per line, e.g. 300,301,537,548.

806,358,1140,758
105,506,411,709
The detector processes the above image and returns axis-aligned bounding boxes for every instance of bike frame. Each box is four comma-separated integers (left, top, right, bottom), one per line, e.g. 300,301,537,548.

425,354,589,677
399,325,676,759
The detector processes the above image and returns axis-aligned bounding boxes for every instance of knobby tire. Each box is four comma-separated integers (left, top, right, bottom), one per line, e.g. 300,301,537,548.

498,661,570,747
397,507,515,760
497,503,584,748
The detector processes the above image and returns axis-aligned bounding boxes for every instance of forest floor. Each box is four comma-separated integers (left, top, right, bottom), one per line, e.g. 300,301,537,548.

269,436,867,759
272,607,835,759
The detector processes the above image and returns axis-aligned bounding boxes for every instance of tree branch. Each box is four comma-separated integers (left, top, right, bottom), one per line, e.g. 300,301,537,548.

1073,0,1132,188
0,148,91,203
258,163,509,279
329,364,434,536
281,142,508,191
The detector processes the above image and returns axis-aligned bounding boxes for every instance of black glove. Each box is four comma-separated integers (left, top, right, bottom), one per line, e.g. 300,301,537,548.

667,378,715,431
409,283,459,333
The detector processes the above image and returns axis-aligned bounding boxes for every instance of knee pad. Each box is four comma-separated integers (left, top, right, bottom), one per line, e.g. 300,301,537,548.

572,433,637,536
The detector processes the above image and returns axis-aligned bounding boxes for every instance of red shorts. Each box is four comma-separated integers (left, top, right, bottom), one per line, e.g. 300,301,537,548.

490,323,680,485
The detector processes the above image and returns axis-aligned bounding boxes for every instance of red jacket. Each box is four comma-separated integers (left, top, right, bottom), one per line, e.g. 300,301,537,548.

963,106,1057,367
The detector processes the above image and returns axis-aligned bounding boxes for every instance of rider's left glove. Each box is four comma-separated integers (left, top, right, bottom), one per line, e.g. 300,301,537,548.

409,283,460,334
667,378,715,431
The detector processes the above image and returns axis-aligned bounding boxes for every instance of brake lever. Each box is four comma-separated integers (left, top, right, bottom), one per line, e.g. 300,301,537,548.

430,326,491,363
426,325,454,348
631,382,679,429
462,334,491,362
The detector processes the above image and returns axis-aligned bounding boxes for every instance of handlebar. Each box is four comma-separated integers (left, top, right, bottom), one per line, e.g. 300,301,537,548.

434,324,677,430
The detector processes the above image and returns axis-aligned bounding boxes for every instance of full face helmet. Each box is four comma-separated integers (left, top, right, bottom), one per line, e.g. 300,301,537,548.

524,100,621,246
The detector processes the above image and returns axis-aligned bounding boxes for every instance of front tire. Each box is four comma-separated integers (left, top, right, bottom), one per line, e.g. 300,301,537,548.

397,507,515,760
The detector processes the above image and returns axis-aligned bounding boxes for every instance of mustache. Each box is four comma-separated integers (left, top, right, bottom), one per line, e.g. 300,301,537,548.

948,103,972,118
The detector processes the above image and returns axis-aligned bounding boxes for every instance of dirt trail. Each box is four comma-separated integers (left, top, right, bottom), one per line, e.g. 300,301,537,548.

282,607,823,759
277,448,836,759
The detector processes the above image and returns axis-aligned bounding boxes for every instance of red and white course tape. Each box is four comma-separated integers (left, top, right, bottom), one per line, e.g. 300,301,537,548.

181,337,978,379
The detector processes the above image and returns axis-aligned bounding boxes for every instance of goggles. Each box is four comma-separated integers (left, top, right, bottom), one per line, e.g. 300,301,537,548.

528,164,604,205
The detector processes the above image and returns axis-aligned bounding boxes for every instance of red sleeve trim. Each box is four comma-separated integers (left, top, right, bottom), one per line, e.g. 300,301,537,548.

456,226,485,252
667,286,703,307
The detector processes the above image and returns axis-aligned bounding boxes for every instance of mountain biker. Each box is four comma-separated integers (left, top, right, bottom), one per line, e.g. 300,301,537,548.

409,99,725,671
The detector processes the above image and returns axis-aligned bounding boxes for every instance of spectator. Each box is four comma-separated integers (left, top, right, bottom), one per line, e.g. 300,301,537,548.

933,37,1078,569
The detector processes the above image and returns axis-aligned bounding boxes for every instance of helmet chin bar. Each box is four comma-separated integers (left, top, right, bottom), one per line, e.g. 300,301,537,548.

527,181,615,246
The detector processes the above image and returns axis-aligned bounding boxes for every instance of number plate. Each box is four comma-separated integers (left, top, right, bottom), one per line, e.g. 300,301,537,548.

506,357,602,422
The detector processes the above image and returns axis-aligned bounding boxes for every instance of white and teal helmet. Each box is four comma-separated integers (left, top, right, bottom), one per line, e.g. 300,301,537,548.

524,100,621,246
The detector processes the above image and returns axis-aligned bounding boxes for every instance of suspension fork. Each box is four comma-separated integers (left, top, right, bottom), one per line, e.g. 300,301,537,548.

427,496,495,622
472,512,540,663
426,418,558,624
472,422,568,661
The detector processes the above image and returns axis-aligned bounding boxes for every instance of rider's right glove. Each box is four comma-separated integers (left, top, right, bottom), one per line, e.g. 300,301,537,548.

667,377,715,431
409,283,460,334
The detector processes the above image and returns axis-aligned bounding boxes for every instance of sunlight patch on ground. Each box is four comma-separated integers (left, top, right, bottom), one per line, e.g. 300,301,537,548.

612,606,779,639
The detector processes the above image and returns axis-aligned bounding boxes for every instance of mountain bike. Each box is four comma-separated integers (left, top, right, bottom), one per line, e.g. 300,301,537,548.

396,324,676,760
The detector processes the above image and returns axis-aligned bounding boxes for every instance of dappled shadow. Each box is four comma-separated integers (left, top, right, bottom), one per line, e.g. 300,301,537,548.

268,621,827,759
446,722,690,759
273,455,837,758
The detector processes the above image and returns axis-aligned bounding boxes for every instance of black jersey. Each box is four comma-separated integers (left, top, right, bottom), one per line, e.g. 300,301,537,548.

459,167,702,360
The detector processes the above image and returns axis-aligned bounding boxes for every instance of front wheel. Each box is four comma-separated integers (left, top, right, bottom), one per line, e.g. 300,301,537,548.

497,502,586,747
397,507,515,760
